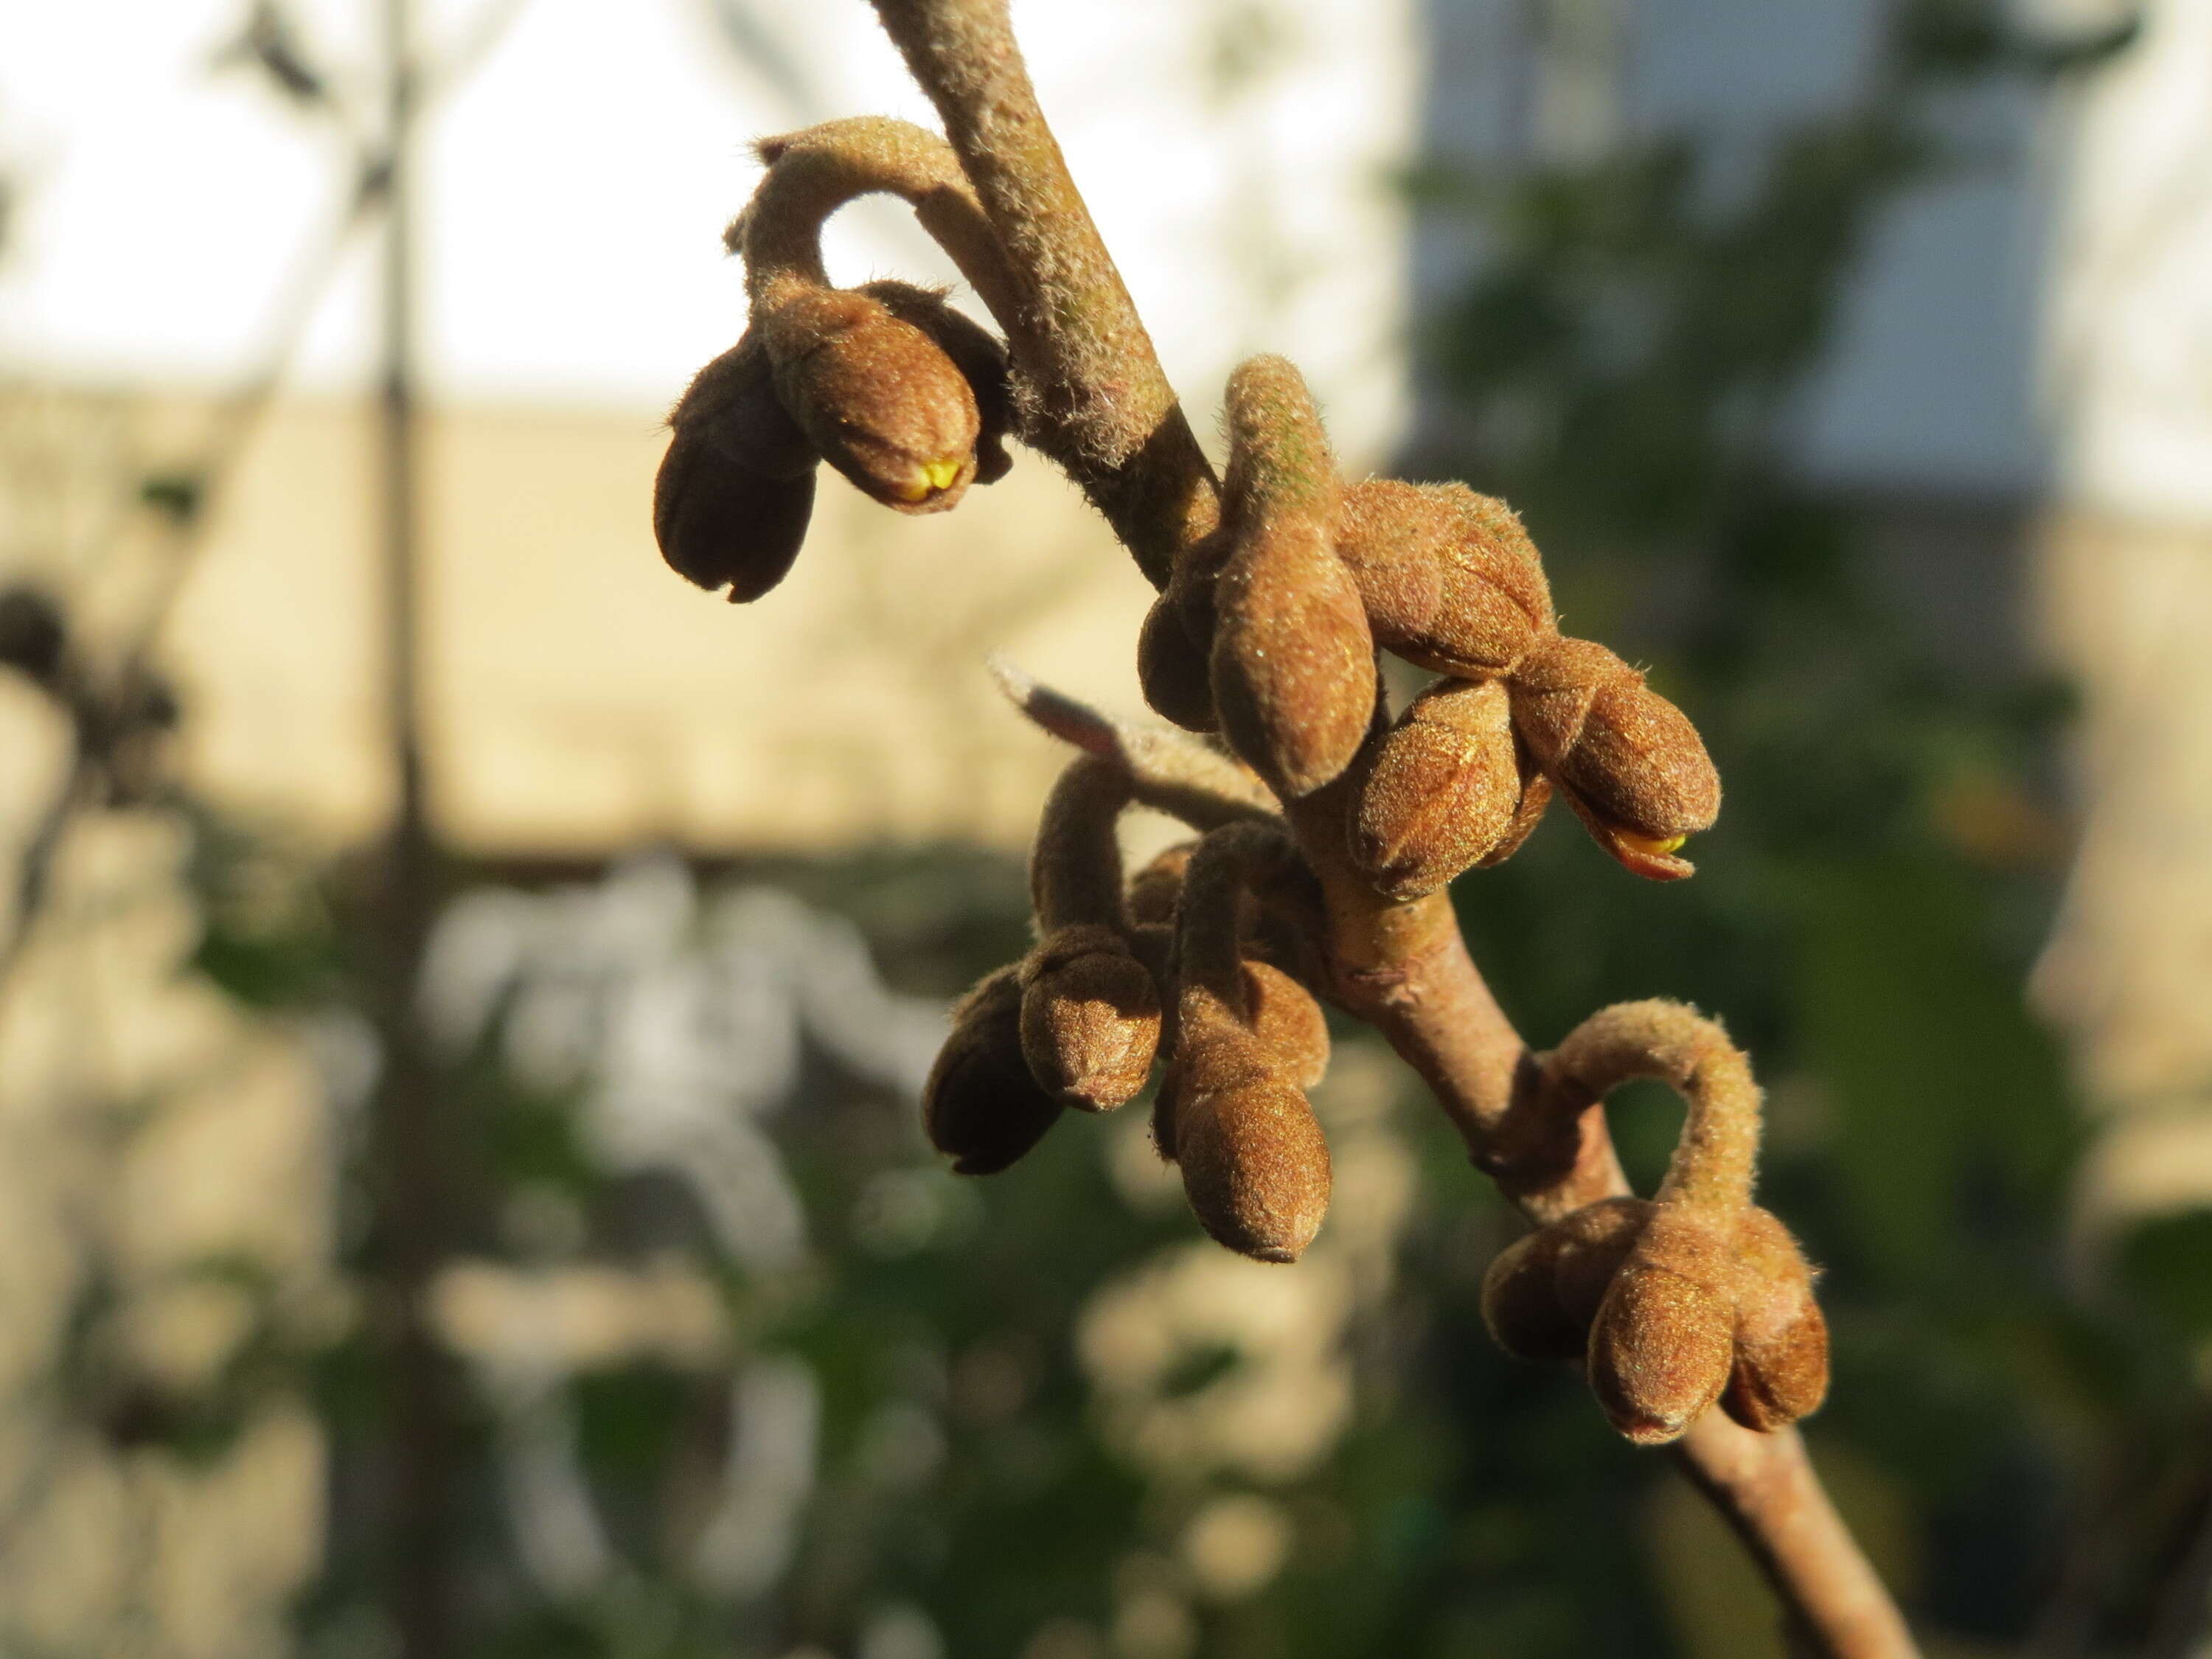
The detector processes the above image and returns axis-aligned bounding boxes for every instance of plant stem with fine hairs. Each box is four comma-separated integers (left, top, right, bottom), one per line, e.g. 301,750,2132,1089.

866,1,1918,1654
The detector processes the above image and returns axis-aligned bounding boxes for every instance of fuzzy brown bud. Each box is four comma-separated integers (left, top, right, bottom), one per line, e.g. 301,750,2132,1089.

1585,1203,1740,1445
1241,960,1330,1090
1349,678,1526,898
1508,637,1719,880
1018,924,1163,1111
756,281,982,513
1481,1197,1651,1361
653,336,819,601
1722,1206,1829,1433
1209,358,1376,797
1152,958,1329,1158
1137,592,1220,733
1170,991,1331,1262
1335,481,1555,677
1125,843,1194,928
860,280,1015,484
922,967,1065,1175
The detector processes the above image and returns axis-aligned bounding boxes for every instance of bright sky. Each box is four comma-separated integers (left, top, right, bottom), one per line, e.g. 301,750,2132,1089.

0,0,1414,455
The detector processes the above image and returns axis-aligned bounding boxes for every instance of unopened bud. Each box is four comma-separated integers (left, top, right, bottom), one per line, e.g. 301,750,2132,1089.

1153,959,1328,1161
1349,678,1524,898
1018,924,1163,1111
922,966,1065,1175
1136,594,1219,734
1211,357,1376,797
1586,1203,1739,1444
654,336,819,601
1481,1197,1649,1360
1509,638,1719,880
1335,481,1555,677
757,281,982,514
860,280,1015,484
1722,1206,1829,1433
1172,994,1331,1262
1242,959,1329,1089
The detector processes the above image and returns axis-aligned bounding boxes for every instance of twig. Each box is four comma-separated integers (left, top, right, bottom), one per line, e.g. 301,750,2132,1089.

866,5,1919,1650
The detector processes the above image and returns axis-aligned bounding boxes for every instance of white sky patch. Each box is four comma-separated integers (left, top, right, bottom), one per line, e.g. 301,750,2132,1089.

0,0,1413,459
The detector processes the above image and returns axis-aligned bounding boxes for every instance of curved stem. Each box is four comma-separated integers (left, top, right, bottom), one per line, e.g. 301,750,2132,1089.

869,0,1220,590
734,115,1023,327
1031,757,1133,930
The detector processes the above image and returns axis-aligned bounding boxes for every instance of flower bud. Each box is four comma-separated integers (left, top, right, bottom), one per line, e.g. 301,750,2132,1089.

1242,959,1330,1089
1335,481,1555,677
1508,638,1719,880
859,280,1015,484
757,281,982,514
1586,1203,1740,1444
1722,1206,1829,1433
1018,924,1163,1111
1152,958,1328,1160
654,337,820,601
1349,678,1524,898
1210,532,1375,799
922,966,1065,1175
1126,843,1195,928
1138,592,1220,732
1210,357,1375,797
1476,763,1552,870
1171,993,1331,1262
1481,1197,1649,1360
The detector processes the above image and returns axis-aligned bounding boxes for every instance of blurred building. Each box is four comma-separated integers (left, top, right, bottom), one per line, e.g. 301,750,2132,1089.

2031,0,2212,1231
0,0,1418,855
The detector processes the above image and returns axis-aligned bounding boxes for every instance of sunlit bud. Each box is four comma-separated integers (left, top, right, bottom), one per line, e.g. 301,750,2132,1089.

1481,1197,1651,1361
654,336,820,602
1242,959,1330,1089
1349,678,1525,898
859,280,1015,484
922,966,1065,1175
1586,1203,1740,1444
1509,637,1719,880
1475,762,1552,870
1172,990,1332,1262
1019,923,1163,1111
757,281,982,514
1722,1206,1829,1433
1335,481,1556,677
1210,357,1376,797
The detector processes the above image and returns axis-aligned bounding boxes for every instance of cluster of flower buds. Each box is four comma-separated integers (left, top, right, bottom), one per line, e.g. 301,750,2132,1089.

654,123,1015,605
920,757,1340,1262
1478,1001,1829,1443
1139,356,1721,887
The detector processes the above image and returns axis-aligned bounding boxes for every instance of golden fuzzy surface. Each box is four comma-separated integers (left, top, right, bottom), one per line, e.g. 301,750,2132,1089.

1349,678,1523,898
757,279,983,513
1018,928,1163,1111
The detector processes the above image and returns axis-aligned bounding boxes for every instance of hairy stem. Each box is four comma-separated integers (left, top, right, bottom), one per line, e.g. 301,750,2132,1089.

734,116,1023,327
869,0,1218,589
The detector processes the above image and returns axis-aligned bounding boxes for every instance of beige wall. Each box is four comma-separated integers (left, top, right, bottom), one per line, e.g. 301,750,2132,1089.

161,394,1160,858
